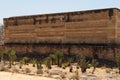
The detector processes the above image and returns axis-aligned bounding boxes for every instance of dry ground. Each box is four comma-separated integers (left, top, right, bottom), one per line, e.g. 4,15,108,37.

0,63,120,80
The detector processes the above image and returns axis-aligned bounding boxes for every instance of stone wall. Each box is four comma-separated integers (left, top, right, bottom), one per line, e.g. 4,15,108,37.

2,8,120,62
116,9,120,43
3,8,118,44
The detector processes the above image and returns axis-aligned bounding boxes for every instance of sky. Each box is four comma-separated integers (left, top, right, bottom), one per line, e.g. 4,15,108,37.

0,0,120,24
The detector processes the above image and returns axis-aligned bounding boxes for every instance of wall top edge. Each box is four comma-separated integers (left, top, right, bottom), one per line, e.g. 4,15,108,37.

3,8,120,20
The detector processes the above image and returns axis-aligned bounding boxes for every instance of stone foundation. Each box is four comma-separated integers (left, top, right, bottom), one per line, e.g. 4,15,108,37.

0,44,120,61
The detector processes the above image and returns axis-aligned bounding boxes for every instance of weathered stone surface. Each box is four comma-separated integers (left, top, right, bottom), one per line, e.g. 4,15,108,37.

0,44,119,61
3,8,120,44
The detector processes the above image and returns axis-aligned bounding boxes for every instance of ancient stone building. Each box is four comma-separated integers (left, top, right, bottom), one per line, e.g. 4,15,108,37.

1,8,120,61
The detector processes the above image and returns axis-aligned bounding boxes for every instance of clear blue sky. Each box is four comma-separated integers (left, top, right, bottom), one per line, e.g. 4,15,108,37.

0,0,120,24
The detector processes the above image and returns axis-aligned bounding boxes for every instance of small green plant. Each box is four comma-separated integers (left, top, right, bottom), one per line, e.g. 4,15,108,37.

115,56,120,74
36,61,42,70
91,59,99,74
46,57,51,69
78,55,89,73
19,60,24,69
49,54,55,65
54,50,63,67
5,48,16,68
31,58,36,67
22,57,29,65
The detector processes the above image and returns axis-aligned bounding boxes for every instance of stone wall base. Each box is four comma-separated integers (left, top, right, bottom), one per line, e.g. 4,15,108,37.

0,44,120,61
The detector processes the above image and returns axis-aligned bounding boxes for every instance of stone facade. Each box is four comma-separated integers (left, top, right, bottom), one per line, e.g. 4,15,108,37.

1,8,120,61
3,8,120,44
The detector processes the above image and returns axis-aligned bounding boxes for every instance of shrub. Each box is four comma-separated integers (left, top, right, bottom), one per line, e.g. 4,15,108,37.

54,50,63,67
91,59,99,74
36,61,42,70
49,54,55,65
78,55,89,73
22,57,29,65
115,56,120,74
31,58,36,67
5,48,16,68
19,60,24,69
46,57,51,69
